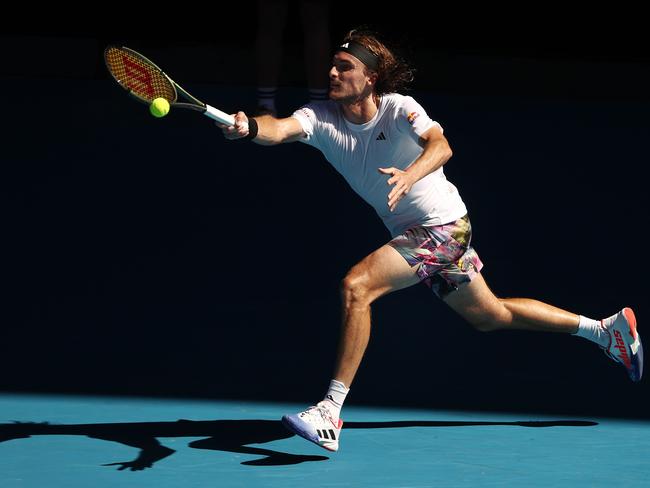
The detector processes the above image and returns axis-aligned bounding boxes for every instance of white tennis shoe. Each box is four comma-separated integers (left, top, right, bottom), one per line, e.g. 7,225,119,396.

601,307,643,382
281,401,343,452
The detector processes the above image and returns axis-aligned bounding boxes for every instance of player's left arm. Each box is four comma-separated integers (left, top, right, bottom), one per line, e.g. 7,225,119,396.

379,125,453,212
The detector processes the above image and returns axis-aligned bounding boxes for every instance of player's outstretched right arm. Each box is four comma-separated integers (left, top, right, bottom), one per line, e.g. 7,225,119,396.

218,112,305,146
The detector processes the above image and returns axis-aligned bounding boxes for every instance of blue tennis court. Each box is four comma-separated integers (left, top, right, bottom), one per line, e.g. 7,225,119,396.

1,393,648,487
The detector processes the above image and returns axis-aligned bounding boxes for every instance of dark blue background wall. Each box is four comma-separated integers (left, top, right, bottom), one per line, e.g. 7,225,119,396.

2,16,649,419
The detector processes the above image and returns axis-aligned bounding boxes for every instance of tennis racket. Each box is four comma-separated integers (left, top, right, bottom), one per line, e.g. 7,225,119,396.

104,45,240,127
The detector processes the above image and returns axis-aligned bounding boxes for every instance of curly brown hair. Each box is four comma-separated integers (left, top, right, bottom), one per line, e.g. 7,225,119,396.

342,29,415,96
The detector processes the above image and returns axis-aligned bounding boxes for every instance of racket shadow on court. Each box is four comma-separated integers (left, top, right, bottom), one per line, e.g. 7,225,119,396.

0,418,598,470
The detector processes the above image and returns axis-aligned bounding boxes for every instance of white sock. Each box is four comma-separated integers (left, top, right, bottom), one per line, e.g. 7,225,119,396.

574,315,610,348
322,379,349,421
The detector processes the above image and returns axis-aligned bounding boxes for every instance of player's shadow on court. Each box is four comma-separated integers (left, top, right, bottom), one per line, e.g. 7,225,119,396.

0,418,598,469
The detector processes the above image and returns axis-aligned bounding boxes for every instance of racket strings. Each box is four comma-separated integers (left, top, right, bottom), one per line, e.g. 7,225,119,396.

104,47,176,103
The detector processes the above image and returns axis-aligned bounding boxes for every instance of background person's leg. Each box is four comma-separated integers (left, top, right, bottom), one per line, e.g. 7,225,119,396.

255,0,288,115
300,1,331,103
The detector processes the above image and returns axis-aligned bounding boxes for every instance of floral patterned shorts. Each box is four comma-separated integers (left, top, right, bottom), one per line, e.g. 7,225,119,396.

388,214,483,298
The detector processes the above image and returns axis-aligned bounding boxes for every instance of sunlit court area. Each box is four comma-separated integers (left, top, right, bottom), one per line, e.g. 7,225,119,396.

3,8,649,487
1,394,649,487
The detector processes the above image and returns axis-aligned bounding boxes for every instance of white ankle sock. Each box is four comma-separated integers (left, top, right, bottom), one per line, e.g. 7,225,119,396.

574,315,610,348
322,379,349,420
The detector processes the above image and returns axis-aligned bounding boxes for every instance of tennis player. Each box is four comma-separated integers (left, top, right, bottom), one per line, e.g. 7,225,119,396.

219,29,643,452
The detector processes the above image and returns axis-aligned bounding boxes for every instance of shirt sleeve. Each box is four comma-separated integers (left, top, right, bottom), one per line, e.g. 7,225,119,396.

291,104,320,147
395,96,443,143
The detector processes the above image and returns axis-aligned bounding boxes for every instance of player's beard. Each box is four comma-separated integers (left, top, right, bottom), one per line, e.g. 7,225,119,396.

329,84,373,105
328,83,345,101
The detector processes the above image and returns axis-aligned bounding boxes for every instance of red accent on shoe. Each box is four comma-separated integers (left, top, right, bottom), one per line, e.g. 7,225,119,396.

623,307,637,340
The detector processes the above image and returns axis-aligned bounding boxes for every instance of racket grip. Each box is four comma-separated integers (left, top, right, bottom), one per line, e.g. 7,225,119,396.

204,104,237,126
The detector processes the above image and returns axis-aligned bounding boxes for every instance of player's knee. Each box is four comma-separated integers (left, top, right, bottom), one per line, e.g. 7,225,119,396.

467,310,508,332
340,272,372,307
471,318,499,333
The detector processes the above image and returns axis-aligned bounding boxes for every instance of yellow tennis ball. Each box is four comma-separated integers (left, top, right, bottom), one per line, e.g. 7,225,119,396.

149,98,170,118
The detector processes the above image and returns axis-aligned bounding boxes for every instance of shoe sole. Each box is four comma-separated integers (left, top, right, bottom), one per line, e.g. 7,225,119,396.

623,307,644,382
281,415,339,452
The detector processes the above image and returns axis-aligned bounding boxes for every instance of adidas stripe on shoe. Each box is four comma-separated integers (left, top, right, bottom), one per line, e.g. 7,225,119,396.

281,401,343,452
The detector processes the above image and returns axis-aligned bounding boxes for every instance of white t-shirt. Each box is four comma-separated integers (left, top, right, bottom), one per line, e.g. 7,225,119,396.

292,93,467,237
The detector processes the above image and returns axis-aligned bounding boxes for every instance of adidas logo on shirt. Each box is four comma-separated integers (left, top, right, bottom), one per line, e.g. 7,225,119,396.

376,132,386,141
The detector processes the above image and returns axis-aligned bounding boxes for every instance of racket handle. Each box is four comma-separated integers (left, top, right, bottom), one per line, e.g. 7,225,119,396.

204,104,236,126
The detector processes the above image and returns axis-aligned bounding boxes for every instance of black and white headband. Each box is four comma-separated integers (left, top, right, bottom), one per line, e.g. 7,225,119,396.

335,41,380,71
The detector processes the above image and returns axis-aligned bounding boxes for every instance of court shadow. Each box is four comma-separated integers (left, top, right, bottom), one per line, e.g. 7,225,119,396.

0,419,326,469
0,418,598,470
345,420,599,428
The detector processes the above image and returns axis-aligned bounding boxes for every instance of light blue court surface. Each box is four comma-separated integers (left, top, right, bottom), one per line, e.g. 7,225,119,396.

1,393,648,487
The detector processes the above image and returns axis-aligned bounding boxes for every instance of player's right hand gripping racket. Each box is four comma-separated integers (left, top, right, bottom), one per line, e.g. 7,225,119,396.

104,45,240,127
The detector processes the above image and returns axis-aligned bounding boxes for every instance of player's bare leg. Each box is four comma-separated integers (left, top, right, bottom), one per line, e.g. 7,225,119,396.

333,244,422,387
282,244,420,451
444,273,643,381
442,273,580,333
